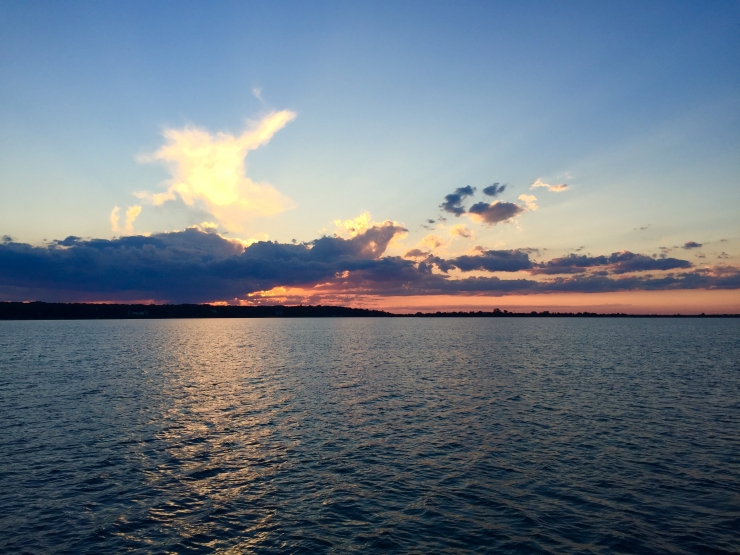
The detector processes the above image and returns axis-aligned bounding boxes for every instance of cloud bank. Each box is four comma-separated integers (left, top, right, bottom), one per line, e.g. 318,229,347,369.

1,228,736,303
531,252,693,275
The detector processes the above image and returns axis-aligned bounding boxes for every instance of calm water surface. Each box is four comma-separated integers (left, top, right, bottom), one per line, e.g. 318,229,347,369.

1,318,739,554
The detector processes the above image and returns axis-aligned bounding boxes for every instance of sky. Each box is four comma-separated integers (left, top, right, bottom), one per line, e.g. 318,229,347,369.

1,1,739,313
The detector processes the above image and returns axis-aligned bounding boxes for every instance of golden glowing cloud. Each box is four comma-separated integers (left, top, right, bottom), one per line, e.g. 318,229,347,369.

449,224,474,239
420,234,448,252
135,110,296,232
333,211,376,238
110,205,142,234
109,206,120,233
518,194,539,211
530,178,569,192
233,231,270,248
124,205,142,233
333,211,408,250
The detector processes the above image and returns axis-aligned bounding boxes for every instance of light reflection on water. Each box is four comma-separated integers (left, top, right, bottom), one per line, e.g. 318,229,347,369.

1,318,739,553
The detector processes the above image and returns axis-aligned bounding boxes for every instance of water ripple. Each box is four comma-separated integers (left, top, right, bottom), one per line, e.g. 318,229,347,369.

1,318,739,553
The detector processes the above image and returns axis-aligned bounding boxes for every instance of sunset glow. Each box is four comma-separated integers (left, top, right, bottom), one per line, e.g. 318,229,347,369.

0,2,737,313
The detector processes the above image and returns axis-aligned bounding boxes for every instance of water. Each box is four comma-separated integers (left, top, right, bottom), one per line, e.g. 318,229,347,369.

1,318,738,554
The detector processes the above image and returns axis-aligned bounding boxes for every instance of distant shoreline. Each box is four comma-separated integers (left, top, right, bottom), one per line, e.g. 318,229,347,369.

0,301,738,319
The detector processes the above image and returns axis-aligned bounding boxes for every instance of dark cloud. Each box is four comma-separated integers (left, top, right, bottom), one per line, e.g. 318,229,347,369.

403,248,430,259
431,249,532,273
440,186,475,216
306,263,740,297
0,224,406,303
683,241,702,249
531,252,692,275
482,183,506,197
0,228,736,303
607,252,692,273
468,201,524,224
538,270,740,293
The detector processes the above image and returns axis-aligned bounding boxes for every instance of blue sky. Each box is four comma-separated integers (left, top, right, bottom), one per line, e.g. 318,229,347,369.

1,1,739,310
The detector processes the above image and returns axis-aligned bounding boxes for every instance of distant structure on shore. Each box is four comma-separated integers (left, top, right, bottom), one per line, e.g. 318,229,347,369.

0,302,736,320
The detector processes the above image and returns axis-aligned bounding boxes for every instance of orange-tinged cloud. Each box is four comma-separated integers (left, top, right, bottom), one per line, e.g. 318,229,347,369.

333,211,408,257
450,224,474,239
333,211,376,238
518,194,538,211
420,234,448,252
531,178,568,192
135,110,296,232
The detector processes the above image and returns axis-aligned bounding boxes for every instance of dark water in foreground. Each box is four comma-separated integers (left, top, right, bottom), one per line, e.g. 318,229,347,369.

1,319,739,554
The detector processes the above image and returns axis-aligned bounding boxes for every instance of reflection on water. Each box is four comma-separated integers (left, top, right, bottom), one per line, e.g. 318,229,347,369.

1,318,739,553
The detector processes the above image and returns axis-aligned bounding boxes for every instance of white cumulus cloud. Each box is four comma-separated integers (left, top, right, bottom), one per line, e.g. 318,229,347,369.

135,110,296,233
518,194,539,211
110,205,142,234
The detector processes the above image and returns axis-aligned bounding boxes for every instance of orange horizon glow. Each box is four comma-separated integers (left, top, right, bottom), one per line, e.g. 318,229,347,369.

10,288,740,315
370,290,740,314
235,287,740,315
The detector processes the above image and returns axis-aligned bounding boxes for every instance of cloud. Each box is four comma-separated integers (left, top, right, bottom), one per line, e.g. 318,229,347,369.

110,205,142,234
0,223,406,303
450,224,474,239
482,183,506,197
333,212,408,255
252,87,263,102
531,178,568,192
432,249,533,273
518,194,538,211
440,185,475,216
683,241,702,249
468,201,525,225
0,229,737,303
403,248,430,259
419,234,448,254
110,206,120,233
334,211,376,238
134,110,296,232
531,251,693,275
124,206,142,233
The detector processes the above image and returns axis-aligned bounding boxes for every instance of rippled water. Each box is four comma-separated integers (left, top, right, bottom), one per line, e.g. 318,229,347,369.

1,318,739,554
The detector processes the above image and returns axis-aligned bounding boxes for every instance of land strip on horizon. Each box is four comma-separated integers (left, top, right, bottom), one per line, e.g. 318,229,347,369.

0,302,738,320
